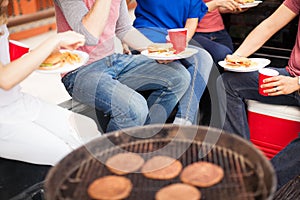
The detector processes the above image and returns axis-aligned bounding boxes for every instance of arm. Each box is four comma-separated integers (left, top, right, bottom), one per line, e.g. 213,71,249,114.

117,0,152,51
185,18,199,42
232,4,298,96
206,0,242,12
55,0,112,45
234,4,297,57
81,0,112,38
0,31,85,90
121,29,153,51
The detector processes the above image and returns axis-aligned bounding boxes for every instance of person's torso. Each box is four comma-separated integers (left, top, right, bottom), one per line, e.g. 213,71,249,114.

196,0,224,33
284,0,300,76
133,0,206,29
55,0,122,64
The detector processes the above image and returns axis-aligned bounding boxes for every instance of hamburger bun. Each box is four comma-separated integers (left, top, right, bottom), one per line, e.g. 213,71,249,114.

225,56,252,67
39,51,63,70
147,43,175,54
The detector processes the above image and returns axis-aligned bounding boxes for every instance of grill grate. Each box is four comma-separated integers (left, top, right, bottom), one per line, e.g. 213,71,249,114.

52,138,267,200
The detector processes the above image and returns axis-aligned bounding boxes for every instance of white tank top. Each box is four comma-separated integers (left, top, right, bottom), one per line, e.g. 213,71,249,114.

0,24,22,106
0,24,42,123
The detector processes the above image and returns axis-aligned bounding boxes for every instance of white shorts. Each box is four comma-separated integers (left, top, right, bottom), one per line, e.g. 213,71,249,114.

0,93,100,166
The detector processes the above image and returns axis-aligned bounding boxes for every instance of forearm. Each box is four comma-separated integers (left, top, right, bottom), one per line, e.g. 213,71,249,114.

0,35,61,90
234,20,273,57
235,4,296,57
206,1,219,12
122,28,153,51
207,0,242,13
82,0,112,38
185,18,198,42
56,0,111,44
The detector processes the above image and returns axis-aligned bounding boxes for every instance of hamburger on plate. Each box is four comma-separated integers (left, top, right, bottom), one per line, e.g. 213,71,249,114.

225,55,253,67
39,51,64,70
147,43,175,56
39,51,81,70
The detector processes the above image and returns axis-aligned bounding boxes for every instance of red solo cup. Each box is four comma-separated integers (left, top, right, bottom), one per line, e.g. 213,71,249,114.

258,68,279,96
9,40,30,61
167,28,187,54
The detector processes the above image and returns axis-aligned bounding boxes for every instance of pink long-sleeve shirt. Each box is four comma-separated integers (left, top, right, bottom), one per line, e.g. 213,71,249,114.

54,0,132,65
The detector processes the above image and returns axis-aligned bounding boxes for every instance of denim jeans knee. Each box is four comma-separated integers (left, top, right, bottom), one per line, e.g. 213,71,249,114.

175,46,213,123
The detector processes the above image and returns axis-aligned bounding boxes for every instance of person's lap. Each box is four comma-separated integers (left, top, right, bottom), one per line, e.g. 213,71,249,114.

0,96,99,165
62,53,190,130
0,121,72,166
217,67,300,138
175,45,213,123
219,67,299,106
132,27,214,123
218,68,300,189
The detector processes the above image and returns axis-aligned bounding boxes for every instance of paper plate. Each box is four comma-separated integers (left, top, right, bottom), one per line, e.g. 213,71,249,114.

141,48,198,60
218,58,271,72
36,50,89,74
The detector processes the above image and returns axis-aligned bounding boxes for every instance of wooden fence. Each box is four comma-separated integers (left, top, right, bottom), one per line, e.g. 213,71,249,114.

6,0,137,40
7,0,56,40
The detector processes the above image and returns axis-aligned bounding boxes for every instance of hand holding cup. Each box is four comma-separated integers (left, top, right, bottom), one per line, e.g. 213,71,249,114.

258,68,279,96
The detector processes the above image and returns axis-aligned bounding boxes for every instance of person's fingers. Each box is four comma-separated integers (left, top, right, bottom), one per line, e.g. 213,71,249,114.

156,60,175,64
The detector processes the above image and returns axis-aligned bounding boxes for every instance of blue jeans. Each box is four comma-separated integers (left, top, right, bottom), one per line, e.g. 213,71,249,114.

62,53,190,132
137,27,213,123
192,30,233,64
177,45,213,123
271,133,300,190
217,67,300,139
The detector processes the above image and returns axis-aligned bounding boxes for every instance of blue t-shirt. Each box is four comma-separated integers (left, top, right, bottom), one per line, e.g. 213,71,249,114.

133,0,208,42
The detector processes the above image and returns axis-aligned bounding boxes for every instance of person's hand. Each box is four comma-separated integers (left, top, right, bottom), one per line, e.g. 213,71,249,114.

122,43,132,55
233,8,249,14
225,54,240,61
261,75,299,96
215,0,242,12
225,54,248,63
56,31,86,50
156,60,175,64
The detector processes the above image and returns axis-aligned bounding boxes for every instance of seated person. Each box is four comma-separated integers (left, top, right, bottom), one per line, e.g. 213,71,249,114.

0,0,100,166
216,0,300,140
193,0,246,126
127,0,213,125
217,0,300,188
54,0,190,131
193,0,246,66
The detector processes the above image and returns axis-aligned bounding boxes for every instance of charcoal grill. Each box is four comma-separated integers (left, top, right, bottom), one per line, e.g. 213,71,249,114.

45,125,276,200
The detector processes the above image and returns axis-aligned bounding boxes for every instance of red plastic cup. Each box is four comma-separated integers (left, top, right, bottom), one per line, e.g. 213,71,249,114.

9,40,30,61
258,68,279,96
167,28,187,54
